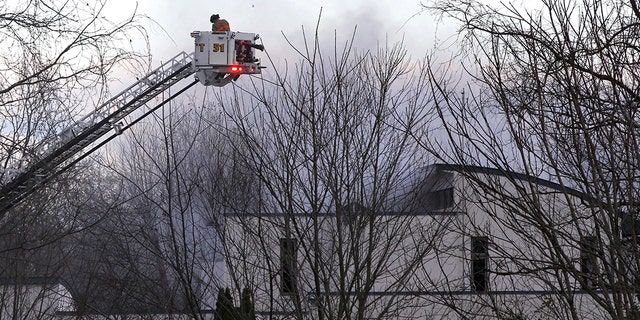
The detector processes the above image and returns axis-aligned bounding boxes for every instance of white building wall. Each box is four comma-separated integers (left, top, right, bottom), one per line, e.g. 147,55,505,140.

222,165,616,319
0,282,74,319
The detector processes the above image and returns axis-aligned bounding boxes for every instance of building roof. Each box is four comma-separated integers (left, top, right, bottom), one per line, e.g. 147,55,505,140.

223,163,593,218
430,163,592,202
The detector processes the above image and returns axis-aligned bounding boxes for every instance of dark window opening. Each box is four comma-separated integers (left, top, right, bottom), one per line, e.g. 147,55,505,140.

280,238,298,295
621,214,640,239
425,187,454,211
580,236,599,289
471,236,489,292
338,202,371,230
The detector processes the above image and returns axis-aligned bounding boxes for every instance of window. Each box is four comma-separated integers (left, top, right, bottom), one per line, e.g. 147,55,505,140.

338,202,370,229
580,236,599,289
471,236,489,292
425,187,454,211
621,214,640,239
619,214,640,289
280,237,298,295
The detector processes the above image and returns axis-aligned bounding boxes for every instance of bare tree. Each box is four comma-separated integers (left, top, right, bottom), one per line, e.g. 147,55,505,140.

421,0,640,318
0,0,148,178
0,0,150,236
0,0,150,317
87,92,253,318
213,25,437,319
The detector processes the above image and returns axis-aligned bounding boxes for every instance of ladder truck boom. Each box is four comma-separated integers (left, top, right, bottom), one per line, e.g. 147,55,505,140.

0,31,264,213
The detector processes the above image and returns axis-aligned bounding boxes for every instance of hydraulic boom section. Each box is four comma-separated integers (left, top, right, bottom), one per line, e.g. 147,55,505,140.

0,30,265,213
0,52,196,212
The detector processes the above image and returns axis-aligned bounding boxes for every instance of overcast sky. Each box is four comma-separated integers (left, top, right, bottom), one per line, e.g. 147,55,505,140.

106,0,442,72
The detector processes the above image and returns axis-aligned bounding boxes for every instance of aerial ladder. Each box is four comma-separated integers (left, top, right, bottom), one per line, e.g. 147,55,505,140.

0,31,264,213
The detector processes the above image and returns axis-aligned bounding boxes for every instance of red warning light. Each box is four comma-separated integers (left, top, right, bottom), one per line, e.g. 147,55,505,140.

230,66,243,73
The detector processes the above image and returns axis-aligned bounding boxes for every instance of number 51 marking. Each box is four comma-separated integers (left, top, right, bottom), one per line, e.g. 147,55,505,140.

213,43,225,52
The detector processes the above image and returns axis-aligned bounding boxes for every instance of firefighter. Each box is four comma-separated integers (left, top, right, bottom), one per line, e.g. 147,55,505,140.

210,14,230,33
235,40,264,63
